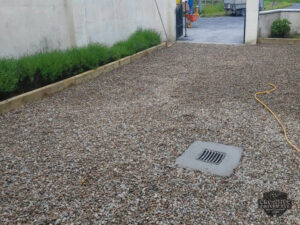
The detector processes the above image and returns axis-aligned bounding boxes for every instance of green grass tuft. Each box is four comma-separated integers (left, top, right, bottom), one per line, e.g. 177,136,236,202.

0,29,161,100
0,59,19,95
264,0,293,10
263,0,300,10
289,33,300,38
201,3,226,17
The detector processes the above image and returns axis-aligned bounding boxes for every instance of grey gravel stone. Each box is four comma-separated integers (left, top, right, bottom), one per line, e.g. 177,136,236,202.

0,43,299,224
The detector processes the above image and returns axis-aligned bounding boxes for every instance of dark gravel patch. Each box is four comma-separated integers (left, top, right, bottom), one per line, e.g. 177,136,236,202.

1,43,299,224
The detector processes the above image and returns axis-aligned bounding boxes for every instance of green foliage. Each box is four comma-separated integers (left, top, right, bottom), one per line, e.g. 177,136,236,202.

272,0,300,3
0,29,161,100
128,29,162,52
201,3,226,17
110,41,134,61
263,0,293,10
290,33,300,38
0,59,18,97
110,29,161,60
263,0,300,10
271,19,291,38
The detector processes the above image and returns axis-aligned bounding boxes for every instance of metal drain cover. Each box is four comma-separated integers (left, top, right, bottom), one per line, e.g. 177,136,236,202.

176,141,243,177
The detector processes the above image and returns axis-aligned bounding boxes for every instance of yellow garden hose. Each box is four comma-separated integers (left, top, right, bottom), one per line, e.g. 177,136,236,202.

254,83,299,152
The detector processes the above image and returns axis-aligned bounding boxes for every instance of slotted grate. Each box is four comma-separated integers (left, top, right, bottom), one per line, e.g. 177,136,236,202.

198,149,225,165
176,142,243,176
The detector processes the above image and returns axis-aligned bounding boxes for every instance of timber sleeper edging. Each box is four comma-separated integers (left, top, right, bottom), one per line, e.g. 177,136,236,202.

0,42,168,114
258,38,300,45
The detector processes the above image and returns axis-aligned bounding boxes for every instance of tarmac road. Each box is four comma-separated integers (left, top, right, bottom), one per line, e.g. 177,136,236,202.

178,16,245,45
287,3,300,9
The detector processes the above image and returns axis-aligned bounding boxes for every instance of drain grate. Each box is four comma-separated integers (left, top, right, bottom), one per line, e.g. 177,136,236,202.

198,149,225,165
175,141,243,177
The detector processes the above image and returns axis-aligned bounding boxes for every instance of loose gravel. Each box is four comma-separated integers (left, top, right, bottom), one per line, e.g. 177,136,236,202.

1,43,299,224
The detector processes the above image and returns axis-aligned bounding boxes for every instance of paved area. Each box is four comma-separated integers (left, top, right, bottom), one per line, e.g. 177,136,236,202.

178,16,245,44
287,3,300,9
1,43,299,224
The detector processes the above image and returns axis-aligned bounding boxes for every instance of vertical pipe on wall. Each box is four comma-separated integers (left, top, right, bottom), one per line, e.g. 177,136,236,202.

154,0,169,41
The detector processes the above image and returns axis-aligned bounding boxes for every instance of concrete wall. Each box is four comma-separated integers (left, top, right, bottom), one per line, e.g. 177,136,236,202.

0,0,176,58
0,0,73,58
258,9,300,38
245,0,259,44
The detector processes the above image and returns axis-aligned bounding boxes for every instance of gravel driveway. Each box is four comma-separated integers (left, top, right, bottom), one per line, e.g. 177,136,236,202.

1,43,299,224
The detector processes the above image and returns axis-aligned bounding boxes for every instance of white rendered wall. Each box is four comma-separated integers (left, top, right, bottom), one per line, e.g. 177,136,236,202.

71,0,176,47
0,0,176,58
0,0,74,58
258,10,300,38
245,0,259,44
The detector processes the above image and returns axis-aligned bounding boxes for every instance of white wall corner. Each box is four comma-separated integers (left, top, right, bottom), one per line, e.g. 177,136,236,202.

167,0,177,42
245,0,259,45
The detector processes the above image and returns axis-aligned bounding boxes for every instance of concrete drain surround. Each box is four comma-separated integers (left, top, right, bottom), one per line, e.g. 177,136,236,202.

176,141,243,177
